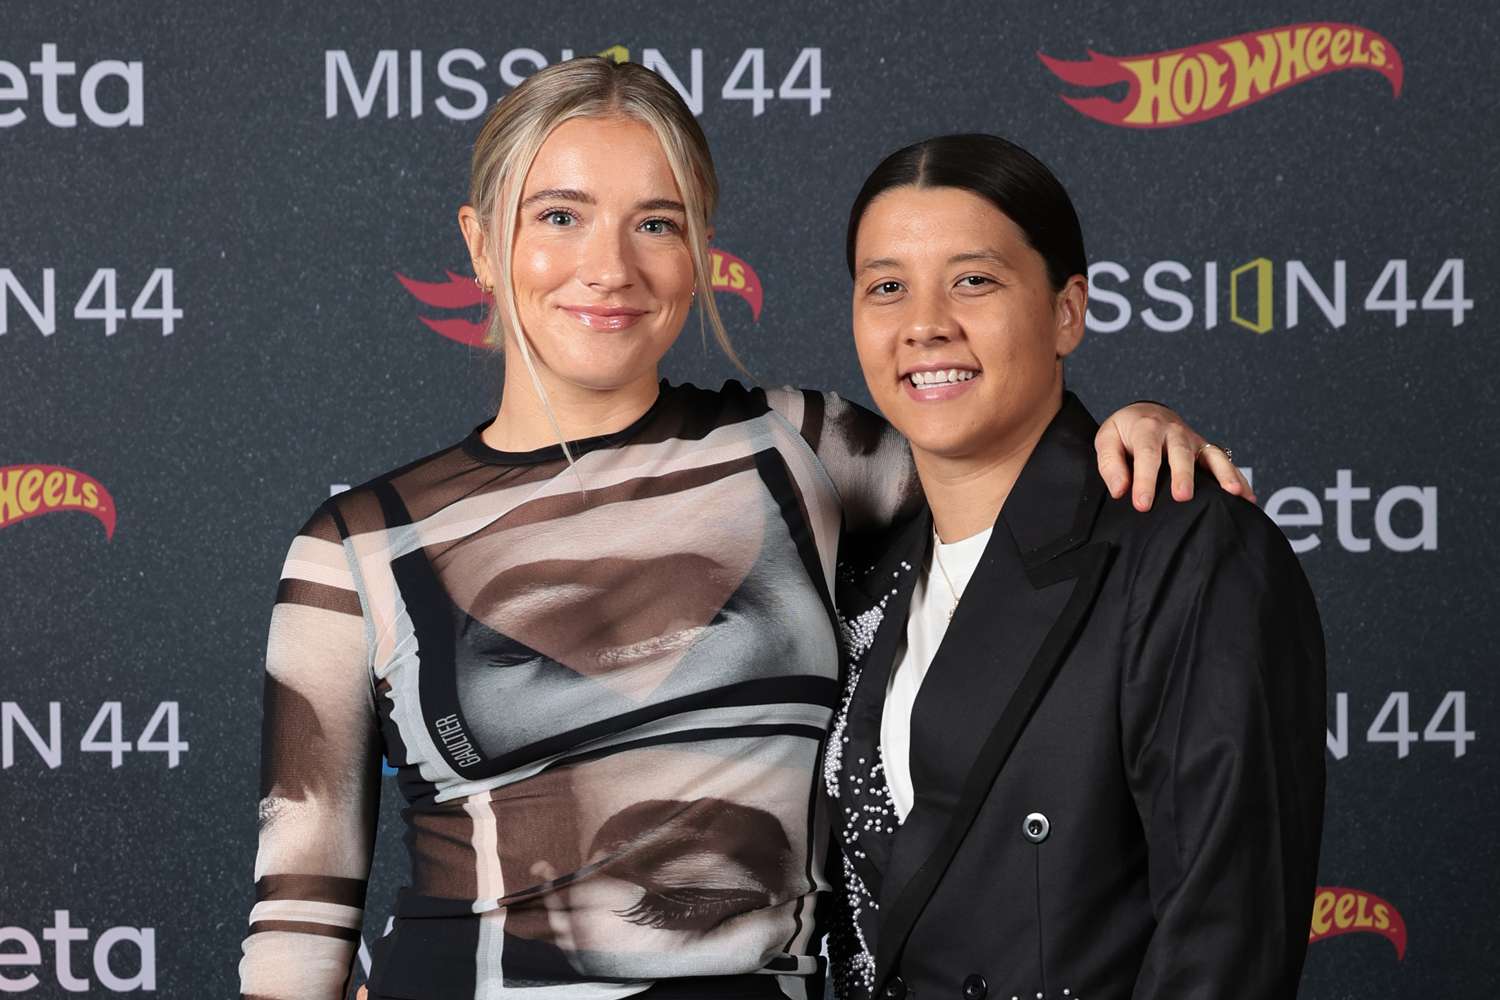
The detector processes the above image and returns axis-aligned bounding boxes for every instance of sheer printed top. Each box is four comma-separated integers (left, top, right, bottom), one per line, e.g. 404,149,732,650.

238,381,915,1000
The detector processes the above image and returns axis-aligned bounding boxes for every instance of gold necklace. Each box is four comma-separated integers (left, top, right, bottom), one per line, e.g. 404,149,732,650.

931,529,964,621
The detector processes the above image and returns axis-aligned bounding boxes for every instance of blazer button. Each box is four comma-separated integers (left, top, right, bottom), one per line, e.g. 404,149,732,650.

1023,811,1051,843
962,973,988,999
883,976,908,999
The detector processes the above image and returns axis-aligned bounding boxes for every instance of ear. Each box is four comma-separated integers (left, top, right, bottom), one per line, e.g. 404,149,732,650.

1054,273,1088,358
458,204,494,289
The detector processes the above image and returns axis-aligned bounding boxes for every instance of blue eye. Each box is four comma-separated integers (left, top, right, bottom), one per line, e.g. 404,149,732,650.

541,209,576,226
640,218,679,235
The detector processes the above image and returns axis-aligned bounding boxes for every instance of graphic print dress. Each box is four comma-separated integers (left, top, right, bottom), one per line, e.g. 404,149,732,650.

238,381,915,1000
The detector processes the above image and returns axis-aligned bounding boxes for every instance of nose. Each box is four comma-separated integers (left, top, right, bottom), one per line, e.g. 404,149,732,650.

579,222,635,292
903,287,959,345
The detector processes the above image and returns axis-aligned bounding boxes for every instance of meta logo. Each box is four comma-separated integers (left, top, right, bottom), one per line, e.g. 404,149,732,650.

326,45,830,119
1244,468,1437,554
0,44,143,128
1087,258,1470,333
0,911,155,992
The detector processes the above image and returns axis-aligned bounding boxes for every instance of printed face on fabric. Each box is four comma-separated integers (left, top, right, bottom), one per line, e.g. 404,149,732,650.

435,446,826,977
850,185,1087,463
484,115,700,394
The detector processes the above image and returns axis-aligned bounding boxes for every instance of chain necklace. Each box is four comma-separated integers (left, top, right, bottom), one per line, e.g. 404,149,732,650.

931,528,964,621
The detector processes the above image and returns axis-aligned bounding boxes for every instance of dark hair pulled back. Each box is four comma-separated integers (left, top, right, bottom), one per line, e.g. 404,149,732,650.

846,133,1086,292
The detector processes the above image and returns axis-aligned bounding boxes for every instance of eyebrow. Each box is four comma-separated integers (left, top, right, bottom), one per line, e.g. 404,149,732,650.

856,248,1016,275
949,249,1015,269
520,188,686,213
855,256,901,275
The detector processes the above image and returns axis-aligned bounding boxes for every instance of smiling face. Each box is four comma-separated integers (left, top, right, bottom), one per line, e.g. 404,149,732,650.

850,184,1087,465
499,115,699,395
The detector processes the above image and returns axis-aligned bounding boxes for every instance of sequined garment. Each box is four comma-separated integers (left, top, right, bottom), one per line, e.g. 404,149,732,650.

822,555,912,999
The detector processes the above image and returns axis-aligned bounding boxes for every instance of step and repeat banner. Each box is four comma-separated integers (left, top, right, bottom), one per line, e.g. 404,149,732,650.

2,1,1495,996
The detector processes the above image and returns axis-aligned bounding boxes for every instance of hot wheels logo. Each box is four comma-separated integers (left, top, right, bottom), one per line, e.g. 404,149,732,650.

396,248,763,347
1039,23,1403,128
1308,886,1407,959
0,464,116,538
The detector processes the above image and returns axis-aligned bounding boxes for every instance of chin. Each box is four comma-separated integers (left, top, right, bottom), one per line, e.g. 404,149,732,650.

549,352,658,392
901,427,982,462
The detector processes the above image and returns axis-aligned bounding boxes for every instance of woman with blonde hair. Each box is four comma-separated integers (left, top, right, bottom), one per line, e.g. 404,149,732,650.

238,58,1245,1000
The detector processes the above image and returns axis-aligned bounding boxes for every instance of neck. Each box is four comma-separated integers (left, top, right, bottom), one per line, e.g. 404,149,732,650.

484,356,661,453
916,388,1063,543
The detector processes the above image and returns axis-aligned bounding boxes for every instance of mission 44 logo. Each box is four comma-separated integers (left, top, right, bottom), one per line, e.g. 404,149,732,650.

1086,258,1470,333
327,45,830,119
1,268,182,336
1327,691,1474,761
2,702,188,769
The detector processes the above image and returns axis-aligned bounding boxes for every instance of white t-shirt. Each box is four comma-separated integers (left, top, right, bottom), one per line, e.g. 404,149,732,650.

880,525,993,821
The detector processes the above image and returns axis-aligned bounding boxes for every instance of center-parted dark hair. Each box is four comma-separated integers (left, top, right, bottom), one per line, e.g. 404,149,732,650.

846,133,1086,292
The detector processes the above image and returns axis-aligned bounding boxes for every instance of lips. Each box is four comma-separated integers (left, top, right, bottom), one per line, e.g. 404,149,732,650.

899,364,981,401
906,368,977,388
561,304,649,331
593,626,707,670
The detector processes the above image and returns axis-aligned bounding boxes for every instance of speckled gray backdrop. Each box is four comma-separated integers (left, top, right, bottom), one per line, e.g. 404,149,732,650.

2,1,1496,996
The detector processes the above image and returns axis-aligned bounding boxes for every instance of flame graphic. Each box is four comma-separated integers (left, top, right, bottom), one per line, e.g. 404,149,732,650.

395,271,491,347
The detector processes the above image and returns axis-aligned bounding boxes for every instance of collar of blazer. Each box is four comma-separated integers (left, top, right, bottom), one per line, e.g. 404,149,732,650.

849,391,1118,992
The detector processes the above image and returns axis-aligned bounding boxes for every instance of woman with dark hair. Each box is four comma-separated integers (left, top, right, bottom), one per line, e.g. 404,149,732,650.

824,134,1326,1000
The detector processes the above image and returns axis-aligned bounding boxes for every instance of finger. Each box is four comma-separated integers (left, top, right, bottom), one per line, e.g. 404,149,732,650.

1166,428,1201,502
1094,423,1131,498
1202,446,1256,502
1130,428,1164,511
357,989,368,1000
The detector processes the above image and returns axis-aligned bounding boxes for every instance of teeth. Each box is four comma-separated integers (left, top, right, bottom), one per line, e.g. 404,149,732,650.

908,369,976,387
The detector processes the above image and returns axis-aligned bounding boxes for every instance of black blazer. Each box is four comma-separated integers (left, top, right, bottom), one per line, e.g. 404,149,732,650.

822,393,1326,1000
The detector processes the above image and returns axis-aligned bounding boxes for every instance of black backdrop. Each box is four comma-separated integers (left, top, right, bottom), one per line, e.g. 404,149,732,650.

2,2,1496,996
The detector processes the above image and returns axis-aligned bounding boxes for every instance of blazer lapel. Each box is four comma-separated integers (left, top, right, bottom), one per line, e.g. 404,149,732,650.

872,393,1115,990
